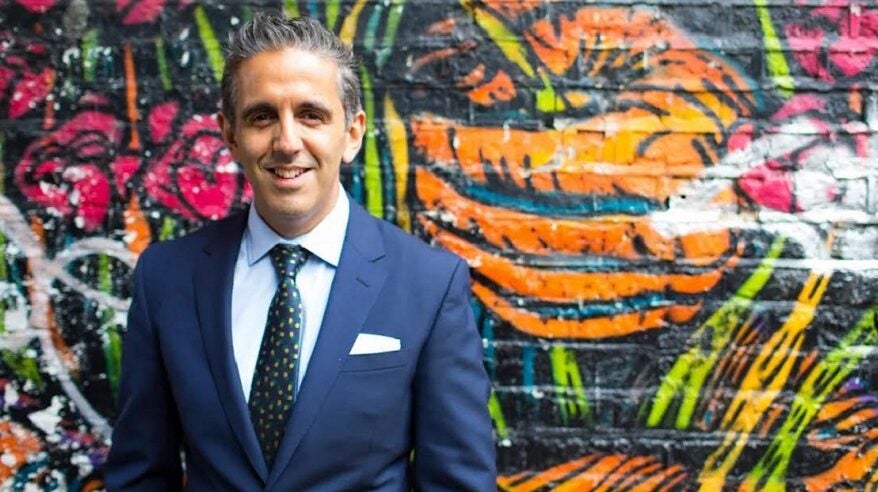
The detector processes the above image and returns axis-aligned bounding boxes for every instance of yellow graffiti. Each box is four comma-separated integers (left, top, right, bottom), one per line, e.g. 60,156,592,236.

698,259,834,489
384,95,411,231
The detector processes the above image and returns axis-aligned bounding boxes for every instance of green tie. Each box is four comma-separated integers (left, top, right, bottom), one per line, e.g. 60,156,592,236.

249,243,309,467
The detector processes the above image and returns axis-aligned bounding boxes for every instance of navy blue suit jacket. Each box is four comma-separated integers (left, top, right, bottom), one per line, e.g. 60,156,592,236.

105,199,496,491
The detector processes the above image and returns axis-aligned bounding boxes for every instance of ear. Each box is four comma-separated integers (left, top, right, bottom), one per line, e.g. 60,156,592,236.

217,111,237,149
341,110,366,164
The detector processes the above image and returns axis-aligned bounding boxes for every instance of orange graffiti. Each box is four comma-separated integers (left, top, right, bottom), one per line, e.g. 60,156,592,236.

0,420,42,482
466,69,516,105
498,453,689,491
409,6,754,338
124,195,152,255
798,390,878,490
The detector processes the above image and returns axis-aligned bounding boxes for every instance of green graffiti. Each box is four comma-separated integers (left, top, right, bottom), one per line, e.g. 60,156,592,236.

98,254,112,294
194,5,224,83
81,29,99,83
2,350,43,389
159,216,178,242
536,69,564,113
0,132,5,194
363,4,383,55
754,0,794,97
489,390,509,440
647,236,786,429
550,346,590,425
744,303,878,490
104,315,123,403
325,0,341,31
282,0,299,18
359,67,383,218
97,252,117,399
154,37,173,92
377,1,404,69
0,233,6,334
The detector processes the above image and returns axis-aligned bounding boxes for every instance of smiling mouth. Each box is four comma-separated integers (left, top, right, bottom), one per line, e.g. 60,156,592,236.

270,167,310,179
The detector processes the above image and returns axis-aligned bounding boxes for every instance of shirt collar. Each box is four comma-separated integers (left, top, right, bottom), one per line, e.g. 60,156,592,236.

244,182,349,268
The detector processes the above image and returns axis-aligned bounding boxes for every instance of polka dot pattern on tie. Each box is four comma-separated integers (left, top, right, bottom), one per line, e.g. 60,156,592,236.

248,243,309,467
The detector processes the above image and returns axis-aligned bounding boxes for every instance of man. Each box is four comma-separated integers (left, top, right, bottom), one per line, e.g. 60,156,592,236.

105,12,495,491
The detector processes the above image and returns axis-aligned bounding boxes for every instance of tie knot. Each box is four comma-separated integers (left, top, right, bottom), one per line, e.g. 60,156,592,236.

269,244,309,280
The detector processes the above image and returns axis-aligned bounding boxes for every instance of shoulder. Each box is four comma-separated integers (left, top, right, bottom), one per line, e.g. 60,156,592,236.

345,200,467,298
366,210,465,276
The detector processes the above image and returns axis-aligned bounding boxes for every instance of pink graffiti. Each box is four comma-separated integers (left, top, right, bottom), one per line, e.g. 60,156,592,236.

0,33,54,119
14,112,131,230
145,104,248,221
116,0,166,25
788,0,878,81
734,95,864,213
14,0,54,13
148,100,178,143
739,166,795,213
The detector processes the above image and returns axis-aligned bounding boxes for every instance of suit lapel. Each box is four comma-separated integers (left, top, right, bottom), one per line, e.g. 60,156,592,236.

194,211,269,481
267,201,388,488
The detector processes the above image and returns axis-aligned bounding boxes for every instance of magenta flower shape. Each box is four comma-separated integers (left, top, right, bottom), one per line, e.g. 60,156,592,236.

145,102,249,221
787,0,878,81
0,32,54,119
14,111,136,231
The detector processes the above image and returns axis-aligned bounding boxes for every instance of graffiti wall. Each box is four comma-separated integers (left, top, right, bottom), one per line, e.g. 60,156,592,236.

0,0,876,489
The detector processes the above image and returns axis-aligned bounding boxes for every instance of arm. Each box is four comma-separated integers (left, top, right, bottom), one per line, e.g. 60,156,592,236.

105,249,183,491
413,259,496,491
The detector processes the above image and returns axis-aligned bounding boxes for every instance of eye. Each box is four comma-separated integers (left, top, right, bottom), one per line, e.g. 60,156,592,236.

300,110,325,124
249,112,274,126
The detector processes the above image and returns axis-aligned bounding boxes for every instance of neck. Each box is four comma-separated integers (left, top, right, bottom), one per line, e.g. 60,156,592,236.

255,189,340,239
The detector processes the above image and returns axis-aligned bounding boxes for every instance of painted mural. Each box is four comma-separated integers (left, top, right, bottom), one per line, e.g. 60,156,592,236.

0,0,876,489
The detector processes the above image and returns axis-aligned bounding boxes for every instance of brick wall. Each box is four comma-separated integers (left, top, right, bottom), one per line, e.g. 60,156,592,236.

0,0,876,489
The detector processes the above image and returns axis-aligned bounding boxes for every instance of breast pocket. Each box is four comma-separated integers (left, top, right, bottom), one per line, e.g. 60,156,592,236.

340,348,410,372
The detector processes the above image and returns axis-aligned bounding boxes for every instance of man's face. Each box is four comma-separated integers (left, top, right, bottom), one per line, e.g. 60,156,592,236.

219,47,364,237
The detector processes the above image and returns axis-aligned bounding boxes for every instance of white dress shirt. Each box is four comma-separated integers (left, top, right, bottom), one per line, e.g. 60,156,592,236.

231,185,349,402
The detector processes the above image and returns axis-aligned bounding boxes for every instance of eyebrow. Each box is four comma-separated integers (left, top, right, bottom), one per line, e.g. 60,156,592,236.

297,101,332,117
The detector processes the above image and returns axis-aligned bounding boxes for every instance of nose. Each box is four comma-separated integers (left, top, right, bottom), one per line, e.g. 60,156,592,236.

273,113,304,157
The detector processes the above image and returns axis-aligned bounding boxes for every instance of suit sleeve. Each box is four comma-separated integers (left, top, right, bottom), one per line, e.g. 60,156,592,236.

413,259,497,491
105,249,183,491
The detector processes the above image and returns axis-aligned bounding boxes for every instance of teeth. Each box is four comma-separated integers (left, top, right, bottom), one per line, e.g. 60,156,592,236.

272,168,307,179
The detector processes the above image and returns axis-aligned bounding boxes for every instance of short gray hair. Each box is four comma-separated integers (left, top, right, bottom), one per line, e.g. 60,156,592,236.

221,12,361,127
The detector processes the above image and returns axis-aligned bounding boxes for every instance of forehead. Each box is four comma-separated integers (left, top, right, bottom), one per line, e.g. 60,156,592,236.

233,47,343,112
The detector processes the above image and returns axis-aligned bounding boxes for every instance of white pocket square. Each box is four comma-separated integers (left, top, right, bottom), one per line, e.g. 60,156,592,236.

349,333,401,355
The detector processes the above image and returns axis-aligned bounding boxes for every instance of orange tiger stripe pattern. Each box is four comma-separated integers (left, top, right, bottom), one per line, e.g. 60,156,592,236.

800,391,878,490
409,5,756,338
498,453,689,491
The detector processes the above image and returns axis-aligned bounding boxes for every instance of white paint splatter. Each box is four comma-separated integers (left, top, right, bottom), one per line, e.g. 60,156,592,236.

4,384,19,409
216,161,239,173
838,228,878,260
0,282,28,334
0,195,123,438
0,453,17,467
70,452,93,475
28,397,64,435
